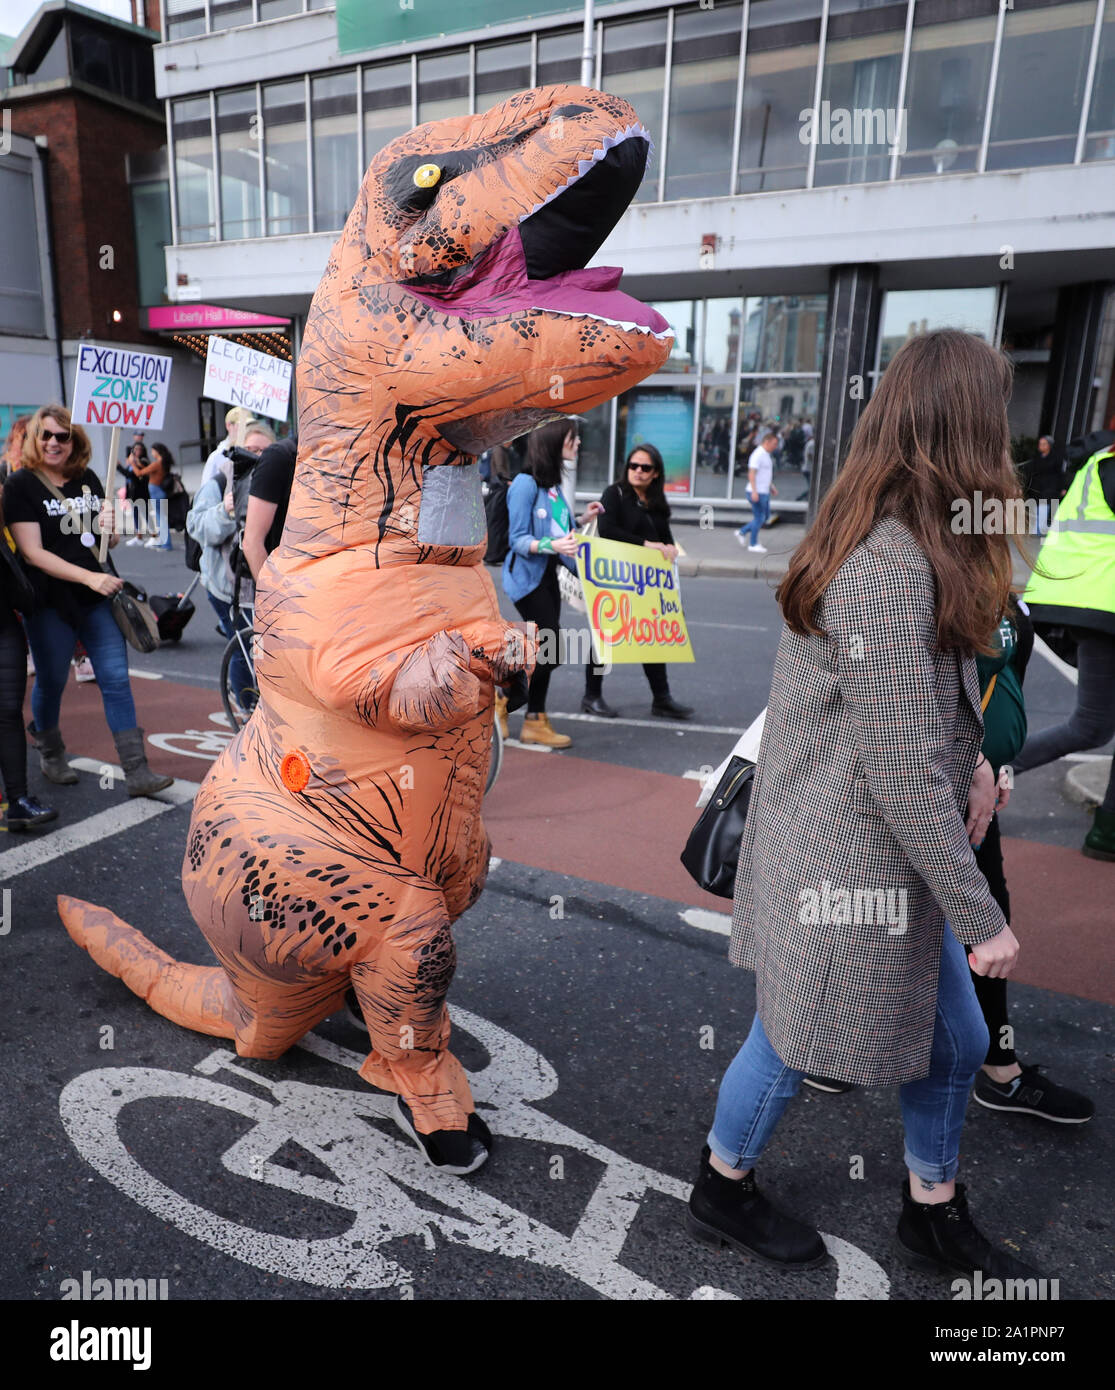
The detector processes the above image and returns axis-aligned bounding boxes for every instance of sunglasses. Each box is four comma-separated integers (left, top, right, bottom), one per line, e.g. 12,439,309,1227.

41,429,71,443
628,461,656,473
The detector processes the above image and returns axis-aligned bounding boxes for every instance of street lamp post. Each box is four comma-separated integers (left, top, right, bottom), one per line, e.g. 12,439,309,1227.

581,0,595,87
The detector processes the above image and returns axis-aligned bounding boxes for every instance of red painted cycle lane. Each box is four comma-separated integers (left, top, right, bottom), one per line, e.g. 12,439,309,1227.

45,678,1114,1009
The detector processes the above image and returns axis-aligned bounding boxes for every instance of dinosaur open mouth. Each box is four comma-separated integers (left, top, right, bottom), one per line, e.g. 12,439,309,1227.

407,129,671,340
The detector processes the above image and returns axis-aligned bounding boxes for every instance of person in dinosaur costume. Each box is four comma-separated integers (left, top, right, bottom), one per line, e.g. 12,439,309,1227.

58,86,672,1174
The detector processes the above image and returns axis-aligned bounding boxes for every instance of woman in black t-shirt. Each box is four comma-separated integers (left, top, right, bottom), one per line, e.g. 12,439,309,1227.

3,405,172,797
581,443,694,721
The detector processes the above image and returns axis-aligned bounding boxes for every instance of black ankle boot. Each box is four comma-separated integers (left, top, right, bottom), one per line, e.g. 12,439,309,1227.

686,1145,827,1270
651,694,693,720
895,1183,1043,1283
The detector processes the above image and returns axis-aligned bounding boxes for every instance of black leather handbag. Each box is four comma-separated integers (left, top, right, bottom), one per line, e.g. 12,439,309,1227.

680,756,755,899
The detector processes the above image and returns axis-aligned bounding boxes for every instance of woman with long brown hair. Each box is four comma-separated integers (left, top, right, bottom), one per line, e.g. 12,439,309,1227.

2,405,172,797
686,330,1040,1285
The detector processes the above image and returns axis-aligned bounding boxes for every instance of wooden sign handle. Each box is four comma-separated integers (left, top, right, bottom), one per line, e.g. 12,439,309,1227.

99,425,121,563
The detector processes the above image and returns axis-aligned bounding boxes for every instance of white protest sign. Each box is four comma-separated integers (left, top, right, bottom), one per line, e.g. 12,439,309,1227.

204,336,292,419
71,344,174,431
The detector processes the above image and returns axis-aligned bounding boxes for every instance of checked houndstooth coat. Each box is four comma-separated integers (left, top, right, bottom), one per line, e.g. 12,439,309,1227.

730,514,1008,1086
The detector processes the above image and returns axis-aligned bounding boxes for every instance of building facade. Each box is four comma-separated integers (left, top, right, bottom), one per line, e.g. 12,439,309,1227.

155,0,1115,513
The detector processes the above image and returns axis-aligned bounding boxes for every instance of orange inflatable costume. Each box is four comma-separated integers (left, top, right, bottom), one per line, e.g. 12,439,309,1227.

59,86,671,1158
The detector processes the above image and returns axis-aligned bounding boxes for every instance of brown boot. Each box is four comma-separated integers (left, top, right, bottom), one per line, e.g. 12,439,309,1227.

520,712,571,749
494,693,509,741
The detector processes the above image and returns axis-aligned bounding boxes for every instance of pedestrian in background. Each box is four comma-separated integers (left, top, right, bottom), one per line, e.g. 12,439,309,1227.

581,443,693,720
1019,434,1063,535
688,330,1038,1287
736,426,779,554
1015,434,1115,860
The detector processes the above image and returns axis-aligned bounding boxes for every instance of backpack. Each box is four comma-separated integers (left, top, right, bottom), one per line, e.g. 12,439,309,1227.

215,449,260,578
482,473,511,565
165,473,190,531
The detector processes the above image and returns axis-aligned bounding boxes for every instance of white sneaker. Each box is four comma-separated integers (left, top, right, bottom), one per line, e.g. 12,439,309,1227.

125,536,144,546
736,531,750,547
748,543,768,554
144,536,163,548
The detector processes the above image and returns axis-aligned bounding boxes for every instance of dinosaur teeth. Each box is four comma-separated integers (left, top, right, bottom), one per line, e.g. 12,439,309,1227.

543,308,674,339
519,123,653,224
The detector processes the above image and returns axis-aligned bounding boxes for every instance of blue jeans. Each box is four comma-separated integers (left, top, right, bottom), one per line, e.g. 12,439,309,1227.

26,600,138,734
708,930,989,1183
146,483,172,549
208,594,255,709
738,492,771,545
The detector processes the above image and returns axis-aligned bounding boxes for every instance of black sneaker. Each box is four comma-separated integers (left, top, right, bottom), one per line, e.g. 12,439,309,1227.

2,794,58,832
895,1182,1043,1283
686,1145,828,1270
974,1063,1094,1124
392,1095,491,1175
802,1075,856,1094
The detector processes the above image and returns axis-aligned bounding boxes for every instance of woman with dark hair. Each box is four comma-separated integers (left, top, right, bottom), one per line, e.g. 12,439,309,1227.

581,443,693,720
500,419,600,747
686,330,1039,1286
3,404,172,797
134,442,174,550
120,442,149,545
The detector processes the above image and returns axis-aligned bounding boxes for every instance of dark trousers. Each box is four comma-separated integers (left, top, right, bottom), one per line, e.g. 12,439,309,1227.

584,660,669,699
966,813,1015,1067
0,618,29,803
512,558,561,715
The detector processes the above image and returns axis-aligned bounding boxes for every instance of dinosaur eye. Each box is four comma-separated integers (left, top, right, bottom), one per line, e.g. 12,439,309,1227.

413,163,442,189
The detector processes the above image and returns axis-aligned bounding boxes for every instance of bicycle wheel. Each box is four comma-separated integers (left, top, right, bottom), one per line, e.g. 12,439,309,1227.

219,629,257,730
484,715,504,795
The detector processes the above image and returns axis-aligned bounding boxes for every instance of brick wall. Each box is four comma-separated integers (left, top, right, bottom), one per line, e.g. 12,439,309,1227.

9,91,164,344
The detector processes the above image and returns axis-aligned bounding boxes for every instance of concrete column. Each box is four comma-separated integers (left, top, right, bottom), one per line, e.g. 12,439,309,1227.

809,263,880,524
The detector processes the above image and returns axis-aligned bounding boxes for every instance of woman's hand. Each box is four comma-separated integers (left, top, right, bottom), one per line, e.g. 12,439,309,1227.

965,756,996,846
551,533,579,557
577,501,604,525
223,491,235,517
968,922,1019,979
995,766,1012,814
87,571,123,597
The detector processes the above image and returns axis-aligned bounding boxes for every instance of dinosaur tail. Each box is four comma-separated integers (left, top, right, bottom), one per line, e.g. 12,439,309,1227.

57,895,239,1041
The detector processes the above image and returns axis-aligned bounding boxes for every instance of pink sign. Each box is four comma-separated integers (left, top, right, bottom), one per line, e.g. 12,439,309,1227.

147,305,290,331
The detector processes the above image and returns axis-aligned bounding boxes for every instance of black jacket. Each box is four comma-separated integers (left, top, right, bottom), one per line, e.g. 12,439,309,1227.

597,483,674,548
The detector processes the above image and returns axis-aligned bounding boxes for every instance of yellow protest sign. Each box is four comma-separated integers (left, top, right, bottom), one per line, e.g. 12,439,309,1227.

574,533,694,665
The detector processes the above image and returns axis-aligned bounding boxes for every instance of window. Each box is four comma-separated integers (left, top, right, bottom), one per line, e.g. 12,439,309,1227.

876,287,999,370
740,295,826,374
312,70,358,232
217,87,262,240
814,0,907,187
1084,2,1115,161
131,178,172,307
209,0,254,35
695,384,736,499
576,400,613,496
0,159,46,336
704,298,743,375
363,61,412,167
418,50,469,124
260,0,304,19
172,96,216,243
165,0,206,41
734,381,819,499
537,28,580,86
665,2,743,200
601,15,668,203
263,80,309,235
899,0,998,177
738,1,823,194
476,40,532,115
987,0,1099,171
649,300,697,374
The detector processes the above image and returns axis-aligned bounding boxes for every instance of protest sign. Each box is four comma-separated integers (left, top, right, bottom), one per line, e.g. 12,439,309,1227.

204,336,292,419
575,533,694,665
71,345,173,431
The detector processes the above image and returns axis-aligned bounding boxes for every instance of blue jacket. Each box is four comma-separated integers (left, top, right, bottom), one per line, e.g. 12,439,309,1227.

501,472,575,603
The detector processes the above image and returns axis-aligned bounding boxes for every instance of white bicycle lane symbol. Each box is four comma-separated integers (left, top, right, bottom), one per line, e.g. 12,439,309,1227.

59,1006,890,1301
147,712,235,762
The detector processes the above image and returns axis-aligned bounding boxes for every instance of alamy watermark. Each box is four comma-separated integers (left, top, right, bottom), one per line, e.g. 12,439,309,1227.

951,493,1056,535
799,102,908,155
799,880,908,935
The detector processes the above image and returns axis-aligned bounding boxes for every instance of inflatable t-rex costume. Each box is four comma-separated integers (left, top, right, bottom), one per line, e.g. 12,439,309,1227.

59,85,671,1163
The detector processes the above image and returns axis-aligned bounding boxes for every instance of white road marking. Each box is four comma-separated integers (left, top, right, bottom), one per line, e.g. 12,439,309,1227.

127,668,163,680
678,907,732,936
488,856,502,872
555,712,745,736
1062,752,1112,762
66,759,201,805
1,799,174,880
1032,634,1079,685
503,738,553,753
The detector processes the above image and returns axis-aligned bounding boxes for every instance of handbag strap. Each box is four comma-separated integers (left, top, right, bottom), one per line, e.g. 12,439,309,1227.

980,672,997,713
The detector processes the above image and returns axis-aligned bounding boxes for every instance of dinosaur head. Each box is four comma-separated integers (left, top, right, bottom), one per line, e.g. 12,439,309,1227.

294,85,673,560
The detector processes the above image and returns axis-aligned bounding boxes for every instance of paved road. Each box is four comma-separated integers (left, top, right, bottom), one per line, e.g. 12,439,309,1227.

2,544,1111,1306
